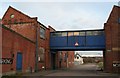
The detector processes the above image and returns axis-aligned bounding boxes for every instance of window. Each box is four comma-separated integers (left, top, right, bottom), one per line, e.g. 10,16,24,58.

56,32,62,36
38,47,45,62
51,33,57,37
62,32,67,36
80,32,85,36
74,32,79,36
51,32,63,37
92,31,99,35
94,31,104,35
51,32,67,37
86,31,93,36
10,14,14,18
40,27,45,39
86,31,104,36
68,32,74,36
118,18,120,23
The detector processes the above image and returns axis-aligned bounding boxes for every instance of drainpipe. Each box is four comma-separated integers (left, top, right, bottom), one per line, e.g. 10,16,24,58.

66,52,68,68
35,24,38,72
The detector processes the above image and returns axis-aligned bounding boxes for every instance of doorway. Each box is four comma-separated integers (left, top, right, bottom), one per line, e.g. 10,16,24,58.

51,53,56,70
16,52,22,71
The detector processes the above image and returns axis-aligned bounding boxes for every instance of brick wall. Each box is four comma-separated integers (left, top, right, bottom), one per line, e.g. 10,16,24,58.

2,25,35,74
104,5,120,73
2,6,37,42
56,51,74,69
68,51,74,68
2,6,52,71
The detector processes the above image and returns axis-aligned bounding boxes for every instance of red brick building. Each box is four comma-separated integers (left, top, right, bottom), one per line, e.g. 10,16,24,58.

2,6,51,73
60,51,74,68
52,51,74,69
68,52,74,67
1,6,75,75
104,5,120,73
1,25,35,75
2,5,120,75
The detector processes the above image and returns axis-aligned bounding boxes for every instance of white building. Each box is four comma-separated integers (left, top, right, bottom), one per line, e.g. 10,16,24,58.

74,53,84,65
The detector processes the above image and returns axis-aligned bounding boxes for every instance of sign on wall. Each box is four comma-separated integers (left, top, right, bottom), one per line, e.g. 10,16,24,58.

0,58,13,64
113,61,120,67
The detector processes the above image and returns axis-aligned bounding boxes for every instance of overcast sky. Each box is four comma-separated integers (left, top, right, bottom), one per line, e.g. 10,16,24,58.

0,1,118,31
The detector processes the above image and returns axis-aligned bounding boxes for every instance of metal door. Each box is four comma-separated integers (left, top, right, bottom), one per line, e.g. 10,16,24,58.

16,53,22,70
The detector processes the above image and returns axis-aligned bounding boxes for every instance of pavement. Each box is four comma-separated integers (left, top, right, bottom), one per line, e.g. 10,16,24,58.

22,63,120,78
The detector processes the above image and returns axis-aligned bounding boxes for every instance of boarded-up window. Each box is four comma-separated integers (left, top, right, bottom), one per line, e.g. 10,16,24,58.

38,47,45,62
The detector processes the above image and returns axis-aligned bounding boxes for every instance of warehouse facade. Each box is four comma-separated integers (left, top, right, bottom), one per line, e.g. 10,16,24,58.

104,5,120,73
1,25,36,74
1,6,74,75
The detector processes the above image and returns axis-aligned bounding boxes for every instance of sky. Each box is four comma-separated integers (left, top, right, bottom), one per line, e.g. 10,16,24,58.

76,51,103,57
0,1,119,55
0,1,119,31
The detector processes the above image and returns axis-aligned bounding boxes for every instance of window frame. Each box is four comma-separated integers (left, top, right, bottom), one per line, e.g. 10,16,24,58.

40,27,46,39
38,47,45,63
68,32,74,36
118,18,120,23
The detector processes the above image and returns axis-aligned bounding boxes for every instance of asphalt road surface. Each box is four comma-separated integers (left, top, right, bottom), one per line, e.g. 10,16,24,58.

45,63,119,76
24,63,120,78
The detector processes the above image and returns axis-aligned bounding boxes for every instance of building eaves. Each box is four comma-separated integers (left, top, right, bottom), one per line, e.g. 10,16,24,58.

38,21,47,29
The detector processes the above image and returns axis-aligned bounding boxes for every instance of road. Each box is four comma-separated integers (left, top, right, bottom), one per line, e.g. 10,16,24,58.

45,63,118,76
24,63,119,78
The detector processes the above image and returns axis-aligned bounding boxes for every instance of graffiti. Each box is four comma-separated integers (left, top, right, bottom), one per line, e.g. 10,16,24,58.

113,61,120,67
0,58,13,64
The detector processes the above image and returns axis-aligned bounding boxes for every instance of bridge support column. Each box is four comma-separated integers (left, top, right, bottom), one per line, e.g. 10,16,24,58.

104,22,120,74
103,50,106,72
103,50,114,73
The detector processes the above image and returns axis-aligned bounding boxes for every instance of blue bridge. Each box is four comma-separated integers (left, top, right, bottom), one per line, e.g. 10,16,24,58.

50,29,105,51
